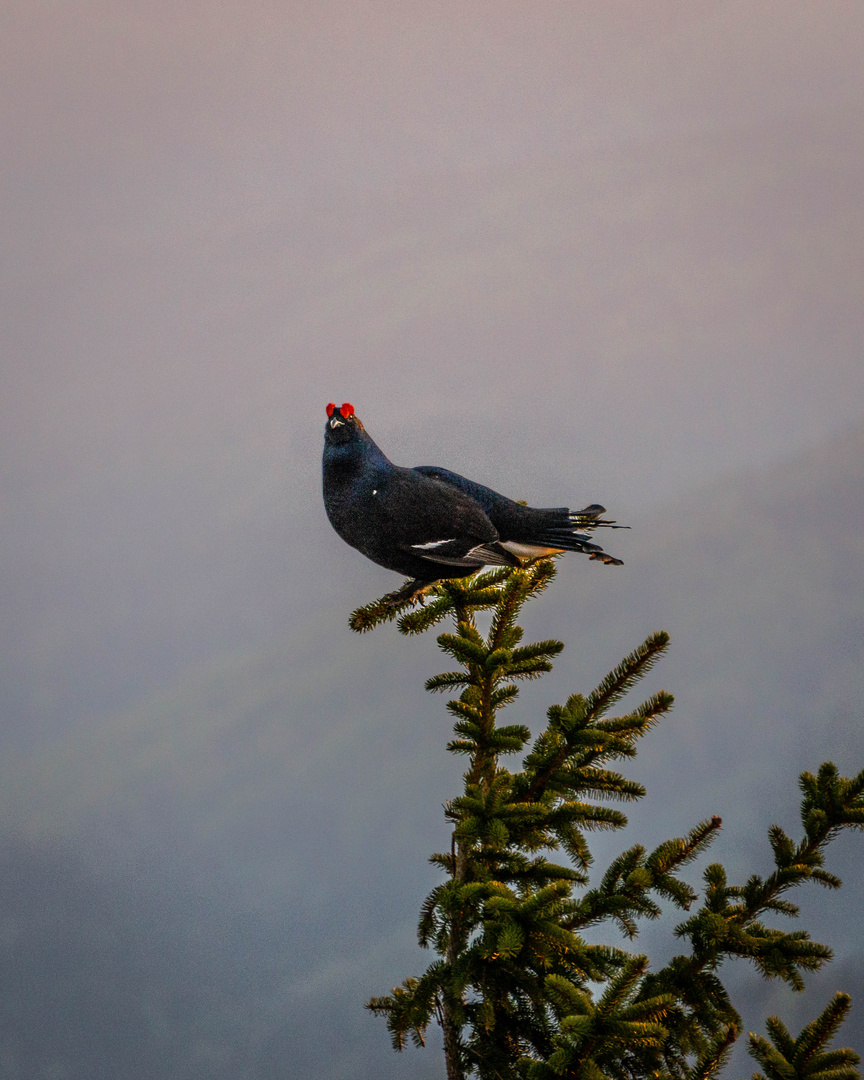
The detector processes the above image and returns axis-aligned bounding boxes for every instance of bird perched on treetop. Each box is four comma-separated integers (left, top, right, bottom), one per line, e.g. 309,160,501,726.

322,402,625,605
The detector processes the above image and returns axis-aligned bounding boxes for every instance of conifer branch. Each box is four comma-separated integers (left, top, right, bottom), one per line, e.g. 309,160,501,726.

687,1024,740,1080
349,591,410,632
670,763,864,993
583,631,671,718
359,564,863,1080
748,993,861,1080
519,672,673,804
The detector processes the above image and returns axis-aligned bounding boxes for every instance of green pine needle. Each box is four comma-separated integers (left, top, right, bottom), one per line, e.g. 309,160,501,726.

352,563,864,1080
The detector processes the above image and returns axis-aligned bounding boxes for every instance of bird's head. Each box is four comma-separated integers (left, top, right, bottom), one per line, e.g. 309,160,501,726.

324,401,362,446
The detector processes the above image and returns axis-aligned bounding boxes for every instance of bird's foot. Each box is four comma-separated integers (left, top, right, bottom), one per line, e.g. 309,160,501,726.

381,579,436,608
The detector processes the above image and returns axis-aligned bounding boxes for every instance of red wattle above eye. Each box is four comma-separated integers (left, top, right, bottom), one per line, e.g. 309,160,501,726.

340,402,354,418
326,402,336,417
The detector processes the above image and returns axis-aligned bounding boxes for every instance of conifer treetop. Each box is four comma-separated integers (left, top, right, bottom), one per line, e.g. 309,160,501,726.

355,563,863,1080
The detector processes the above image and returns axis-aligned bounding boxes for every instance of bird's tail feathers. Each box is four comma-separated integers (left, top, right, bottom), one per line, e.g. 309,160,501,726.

570,504,629,529
510,506,625,566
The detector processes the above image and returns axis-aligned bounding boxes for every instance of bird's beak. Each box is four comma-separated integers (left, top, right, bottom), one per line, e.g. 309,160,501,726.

329,417,344,428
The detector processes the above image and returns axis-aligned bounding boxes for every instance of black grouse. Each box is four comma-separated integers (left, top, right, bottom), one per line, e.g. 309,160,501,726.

322,402,624,603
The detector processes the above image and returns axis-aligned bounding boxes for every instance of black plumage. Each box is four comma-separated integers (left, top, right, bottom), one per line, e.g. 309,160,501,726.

322,402,624,602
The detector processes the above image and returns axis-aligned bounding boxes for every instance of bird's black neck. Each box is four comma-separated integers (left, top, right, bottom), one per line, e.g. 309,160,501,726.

324,427,391,477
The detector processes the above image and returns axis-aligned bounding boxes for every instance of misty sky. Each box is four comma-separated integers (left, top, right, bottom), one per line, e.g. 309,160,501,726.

3,0,864,802
1,5,863,1075
3,2,863,495
4,1,864,716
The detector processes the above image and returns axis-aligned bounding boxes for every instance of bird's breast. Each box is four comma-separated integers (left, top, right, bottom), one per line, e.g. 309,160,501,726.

323,467,389,541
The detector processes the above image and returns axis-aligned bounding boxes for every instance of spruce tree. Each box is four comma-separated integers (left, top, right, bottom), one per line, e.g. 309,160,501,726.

747,993,861,1080
351,562,863,1080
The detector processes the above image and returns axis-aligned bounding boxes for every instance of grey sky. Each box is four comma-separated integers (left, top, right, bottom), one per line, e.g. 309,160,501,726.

1,7,863,1073
3,2,863,497
3,0,863,733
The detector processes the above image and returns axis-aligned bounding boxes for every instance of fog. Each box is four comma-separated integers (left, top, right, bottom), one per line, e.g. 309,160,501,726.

2,3,863,1076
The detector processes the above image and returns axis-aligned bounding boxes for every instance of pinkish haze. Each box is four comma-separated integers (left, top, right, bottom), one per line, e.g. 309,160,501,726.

0,0,861,667
2,5,862,743
2,2,863,497
1,7,863,1075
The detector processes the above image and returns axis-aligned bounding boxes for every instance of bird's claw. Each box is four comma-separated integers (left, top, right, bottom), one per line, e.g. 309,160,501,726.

381,580,436,609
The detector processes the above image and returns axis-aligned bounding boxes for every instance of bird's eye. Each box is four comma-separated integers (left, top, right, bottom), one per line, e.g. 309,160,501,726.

340,402,355,418
326,402,336,417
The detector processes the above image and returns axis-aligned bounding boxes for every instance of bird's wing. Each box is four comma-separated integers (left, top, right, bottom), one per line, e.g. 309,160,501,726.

412,466,503,514
413,466,625,565
376,467,519,570
405,537,521,569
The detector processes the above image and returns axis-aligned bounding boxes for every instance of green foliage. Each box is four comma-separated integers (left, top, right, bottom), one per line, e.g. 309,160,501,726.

356,562,863,1080
748,993,861,1080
